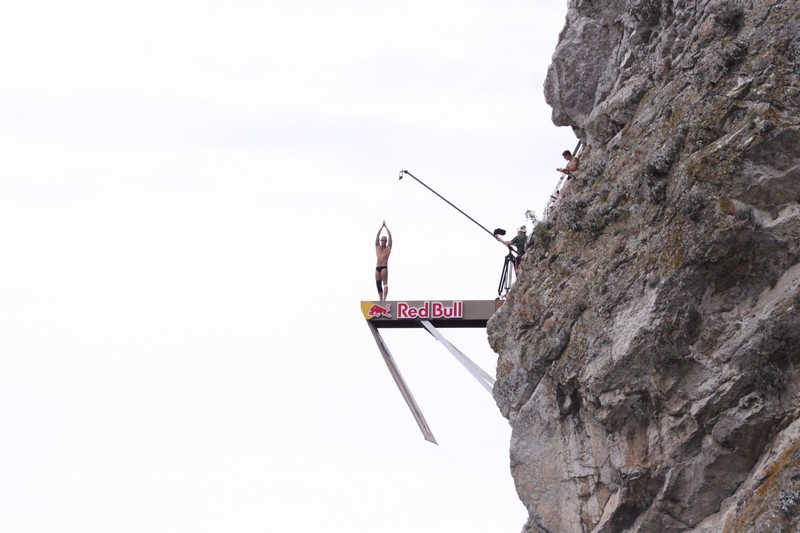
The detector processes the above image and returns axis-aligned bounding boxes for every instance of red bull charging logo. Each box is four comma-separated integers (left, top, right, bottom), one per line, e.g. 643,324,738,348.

366,303,392,318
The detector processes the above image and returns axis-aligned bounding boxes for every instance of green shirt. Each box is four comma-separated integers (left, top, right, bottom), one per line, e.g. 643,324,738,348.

510,234,527,256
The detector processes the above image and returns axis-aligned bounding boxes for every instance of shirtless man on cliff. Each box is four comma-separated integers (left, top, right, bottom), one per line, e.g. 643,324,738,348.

557,149,580,177
375,221,393,301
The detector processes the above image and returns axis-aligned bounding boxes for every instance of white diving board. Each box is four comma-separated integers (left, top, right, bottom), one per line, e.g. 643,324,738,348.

361,300,499,443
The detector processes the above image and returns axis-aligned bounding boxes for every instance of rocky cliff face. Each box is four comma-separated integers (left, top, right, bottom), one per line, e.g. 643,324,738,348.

487,1,800,531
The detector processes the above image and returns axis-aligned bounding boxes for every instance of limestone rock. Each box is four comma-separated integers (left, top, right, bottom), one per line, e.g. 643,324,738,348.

492,1,800,531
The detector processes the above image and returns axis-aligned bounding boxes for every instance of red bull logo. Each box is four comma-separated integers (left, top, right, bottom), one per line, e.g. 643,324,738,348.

397,301,463,319
366,303,392,319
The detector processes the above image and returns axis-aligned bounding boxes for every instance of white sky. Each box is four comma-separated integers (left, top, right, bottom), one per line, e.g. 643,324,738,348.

0,2,577,532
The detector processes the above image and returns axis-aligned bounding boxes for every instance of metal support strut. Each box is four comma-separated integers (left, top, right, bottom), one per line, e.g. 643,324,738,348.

420,320,495,394
368,322,438,444
362,300,498,443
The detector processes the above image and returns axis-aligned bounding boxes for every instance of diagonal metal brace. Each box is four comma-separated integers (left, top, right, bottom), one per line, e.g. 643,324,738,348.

367,322,438,444
419,320,495,395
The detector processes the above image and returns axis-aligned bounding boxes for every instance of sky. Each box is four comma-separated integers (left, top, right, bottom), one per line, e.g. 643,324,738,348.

0,2,578,532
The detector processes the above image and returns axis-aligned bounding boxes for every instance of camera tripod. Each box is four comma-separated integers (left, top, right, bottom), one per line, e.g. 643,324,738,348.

497,248,517,297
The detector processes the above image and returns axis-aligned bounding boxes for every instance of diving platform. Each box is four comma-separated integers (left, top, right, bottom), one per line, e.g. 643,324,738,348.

361,299,498,328
361,300,499,444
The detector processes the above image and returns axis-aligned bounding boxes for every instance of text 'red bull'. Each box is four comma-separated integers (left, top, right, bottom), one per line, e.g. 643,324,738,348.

396,301,463,319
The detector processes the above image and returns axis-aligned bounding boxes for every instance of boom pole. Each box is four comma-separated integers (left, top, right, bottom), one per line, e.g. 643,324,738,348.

399,169,497,240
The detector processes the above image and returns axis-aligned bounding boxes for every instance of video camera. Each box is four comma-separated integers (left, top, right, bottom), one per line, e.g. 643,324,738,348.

493,228,506,237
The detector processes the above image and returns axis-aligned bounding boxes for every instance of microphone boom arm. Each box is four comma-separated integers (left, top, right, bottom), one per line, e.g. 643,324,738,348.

399,169,499,241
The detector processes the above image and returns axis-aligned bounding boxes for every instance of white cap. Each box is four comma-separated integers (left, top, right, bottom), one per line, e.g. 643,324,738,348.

518,225,527,232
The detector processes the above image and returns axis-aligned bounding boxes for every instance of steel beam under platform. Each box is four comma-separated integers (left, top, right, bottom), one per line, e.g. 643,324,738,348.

367,322,438,444
361,300,499,443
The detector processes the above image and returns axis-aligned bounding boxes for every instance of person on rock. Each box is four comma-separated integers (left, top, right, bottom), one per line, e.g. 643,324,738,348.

557,150,580,178
496,225,528,274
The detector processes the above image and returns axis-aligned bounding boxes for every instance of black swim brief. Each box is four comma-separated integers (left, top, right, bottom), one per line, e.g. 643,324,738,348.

376,266,387,273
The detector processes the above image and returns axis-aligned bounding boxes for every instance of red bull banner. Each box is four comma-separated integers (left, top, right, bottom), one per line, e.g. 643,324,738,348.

361,300,495,328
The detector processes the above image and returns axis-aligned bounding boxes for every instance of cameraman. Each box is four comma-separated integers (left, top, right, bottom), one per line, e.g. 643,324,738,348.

496,225,528,274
